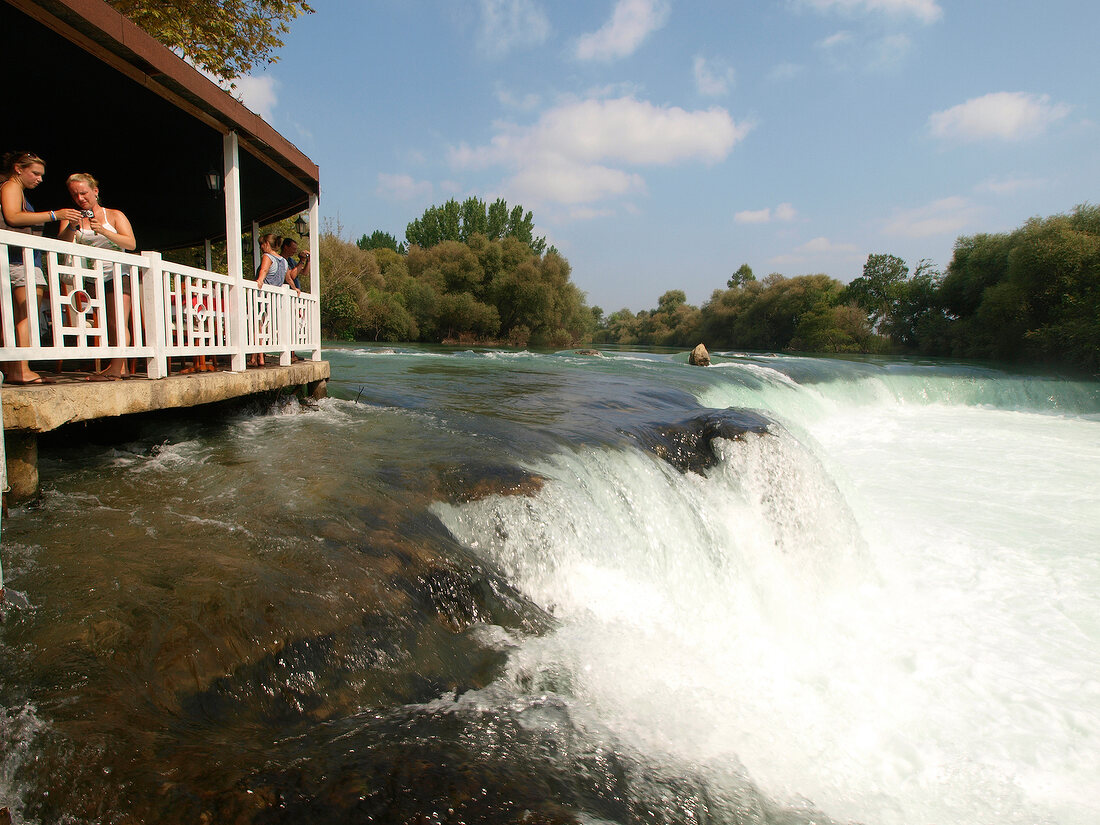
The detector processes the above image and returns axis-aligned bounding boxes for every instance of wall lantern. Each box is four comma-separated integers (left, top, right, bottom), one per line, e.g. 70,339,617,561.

293,213,309,237
205,167,222,194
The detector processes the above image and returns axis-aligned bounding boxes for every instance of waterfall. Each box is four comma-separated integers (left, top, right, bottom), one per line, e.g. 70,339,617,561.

435,356,1100,825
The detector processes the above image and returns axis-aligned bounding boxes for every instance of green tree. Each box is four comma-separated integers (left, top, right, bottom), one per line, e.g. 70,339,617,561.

939,233,1014,319
109,0,314,81
598,308,640,344
318,232,371,339
460,198,488,241
844,253,909,331
727,263,755,289
357,230,404,253
791,303,874,353
657,290,687,313
361,288,418,341
438,292,500,341
406,198,548,255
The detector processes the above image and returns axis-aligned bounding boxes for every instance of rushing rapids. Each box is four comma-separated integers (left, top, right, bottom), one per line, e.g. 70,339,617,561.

0,345,1097,824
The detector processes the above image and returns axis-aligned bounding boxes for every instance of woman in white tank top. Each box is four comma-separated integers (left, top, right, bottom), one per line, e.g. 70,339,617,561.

58,173,137,380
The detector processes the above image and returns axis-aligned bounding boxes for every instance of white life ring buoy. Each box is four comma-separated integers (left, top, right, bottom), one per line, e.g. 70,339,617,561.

190,300,208,332
69,290,92,314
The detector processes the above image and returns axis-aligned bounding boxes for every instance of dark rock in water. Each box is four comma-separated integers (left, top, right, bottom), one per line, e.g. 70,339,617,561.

689,343,710,366
436,462,546,502
573,349,602,357
639,408,772,474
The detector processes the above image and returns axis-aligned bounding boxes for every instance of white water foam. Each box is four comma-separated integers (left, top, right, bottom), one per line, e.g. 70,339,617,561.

0,703,46,823
435,380,1100,824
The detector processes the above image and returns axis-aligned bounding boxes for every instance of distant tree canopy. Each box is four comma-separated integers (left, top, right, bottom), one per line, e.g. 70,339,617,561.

593,205,1099,372
904,204,1100,372
324,202,1097,371
406,198,549,256
357,230,404,254
594,273,875,354
320,202,592,347
109,0,314,81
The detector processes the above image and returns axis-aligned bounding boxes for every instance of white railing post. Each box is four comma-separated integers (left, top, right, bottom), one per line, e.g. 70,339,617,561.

21,247,42,351
0,250,14,348
45,250,64,348
141,251,169,378
278,285,292,365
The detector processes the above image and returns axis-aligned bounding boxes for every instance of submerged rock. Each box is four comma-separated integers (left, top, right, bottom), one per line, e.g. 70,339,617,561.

640,408,772,474
436,462,547,502
688,343,711,366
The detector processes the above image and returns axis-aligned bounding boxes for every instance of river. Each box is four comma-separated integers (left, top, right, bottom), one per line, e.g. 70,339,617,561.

1,345,1097,824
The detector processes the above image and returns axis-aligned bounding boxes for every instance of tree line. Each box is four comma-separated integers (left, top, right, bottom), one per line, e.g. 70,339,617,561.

595,204,1099,374
319,199,1096,373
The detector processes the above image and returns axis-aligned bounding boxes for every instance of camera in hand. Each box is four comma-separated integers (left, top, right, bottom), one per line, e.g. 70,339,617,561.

81,209,94,219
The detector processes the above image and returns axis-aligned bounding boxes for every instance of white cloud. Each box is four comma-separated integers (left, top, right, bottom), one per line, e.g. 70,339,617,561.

376,173,434,201
881,196,979,238
928,92,1071,142
514,162,645,204
800,236,857,253
478,0,551,58
566,205,617,221
768,235,860,270
768,62,803,81
735,203,797,224
819,30,854,50
735,208,772,224
190,62,279,121
693,56,735,97
450,96,751,205
819,30,913,72
495,84,542,111
975,176,1046,196
801,0,943,24
229,75,279,121
774,202,798,221
576,0,669,61
869,33,912,70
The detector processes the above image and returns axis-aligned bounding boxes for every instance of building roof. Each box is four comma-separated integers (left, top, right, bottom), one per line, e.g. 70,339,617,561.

2,0,320,250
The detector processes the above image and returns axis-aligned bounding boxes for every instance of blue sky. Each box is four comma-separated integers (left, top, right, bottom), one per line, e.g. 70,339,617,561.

232,0,1100,312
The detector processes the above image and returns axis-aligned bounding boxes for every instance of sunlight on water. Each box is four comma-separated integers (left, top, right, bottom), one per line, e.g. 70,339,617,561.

436,362,1100,825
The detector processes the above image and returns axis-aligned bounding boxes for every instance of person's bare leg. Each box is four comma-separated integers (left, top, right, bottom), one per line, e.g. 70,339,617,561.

98,292,132,378
3,285,45,384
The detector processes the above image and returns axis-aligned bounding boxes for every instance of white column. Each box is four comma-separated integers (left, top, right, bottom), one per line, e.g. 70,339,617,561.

223,131,246,371
141,251,169,379
308,193,320,360
252,221,261,274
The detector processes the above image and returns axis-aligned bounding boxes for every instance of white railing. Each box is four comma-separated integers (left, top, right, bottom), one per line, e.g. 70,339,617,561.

0,229,320,379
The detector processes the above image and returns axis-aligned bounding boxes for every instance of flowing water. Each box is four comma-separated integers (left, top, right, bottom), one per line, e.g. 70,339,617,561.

0,345,1097,824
